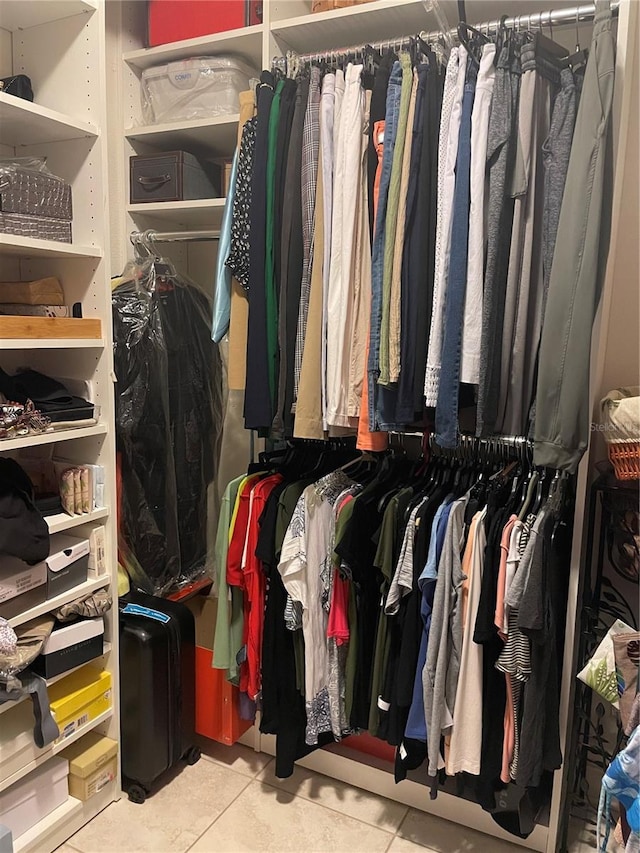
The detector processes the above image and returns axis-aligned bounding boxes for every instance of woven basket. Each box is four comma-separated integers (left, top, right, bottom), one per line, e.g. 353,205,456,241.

608,442,640,481
601,388,640,481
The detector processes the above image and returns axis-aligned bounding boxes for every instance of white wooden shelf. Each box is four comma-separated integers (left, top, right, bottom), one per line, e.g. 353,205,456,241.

0,235,102,260
0,0,96,32
46,506,109,534
123,23,264,71
8,575,110,629
13,797,82,853
14,781,117,853
0,93,98,148
126,114,239,156
0,708,113,794
0,423,107,454
0,338,105,350
128,198,226,228
271,0,438,53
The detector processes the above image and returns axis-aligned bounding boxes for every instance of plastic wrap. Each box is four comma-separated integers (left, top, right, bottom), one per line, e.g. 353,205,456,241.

141,56,257,124
112,257,224,596
0,156,72,221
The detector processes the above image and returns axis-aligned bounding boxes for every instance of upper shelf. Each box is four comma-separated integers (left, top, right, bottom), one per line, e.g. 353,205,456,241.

0,93,98,148
271,0,435,53
0,0,96,32
124,23,264,72
0,234,102,260
128,198,226,228
126,114,239,157
271,0,598,52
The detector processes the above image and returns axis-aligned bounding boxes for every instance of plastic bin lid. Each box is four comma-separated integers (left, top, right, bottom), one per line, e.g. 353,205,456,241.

142,55,258,80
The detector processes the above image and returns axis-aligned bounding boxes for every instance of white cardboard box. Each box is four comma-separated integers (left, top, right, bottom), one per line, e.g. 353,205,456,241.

0,757,68,840
0,555,46,619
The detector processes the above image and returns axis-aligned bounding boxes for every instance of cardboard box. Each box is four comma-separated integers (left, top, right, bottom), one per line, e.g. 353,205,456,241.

62,732,118,800
0,703,50,784
0,758,68,840
33,618,104,679
62,732,118,778
0,555,46,620
48,667,112,744
69,756,117,801
46,533,90,599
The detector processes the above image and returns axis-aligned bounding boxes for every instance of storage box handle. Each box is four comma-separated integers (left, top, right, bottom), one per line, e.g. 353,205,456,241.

137,174,171,187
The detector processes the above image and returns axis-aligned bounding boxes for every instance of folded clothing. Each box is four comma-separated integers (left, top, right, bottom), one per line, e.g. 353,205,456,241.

0,368,94,423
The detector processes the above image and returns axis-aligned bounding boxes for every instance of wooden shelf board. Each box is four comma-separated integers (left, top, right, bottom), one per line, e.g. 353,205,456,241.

0,235,102,260
46,506,109,534
127,198,226,228
271,0,439,53
124,23,264,71
0,423,107,454
0,93,98,148
0,316,101,341
8,574,110,629
0,338,105,350
126,114,239,157
0,0,96,32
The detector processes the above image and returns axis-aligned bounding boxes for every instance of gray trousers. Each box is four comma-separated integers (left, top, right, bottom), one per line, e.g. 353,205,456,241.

533,0,616,472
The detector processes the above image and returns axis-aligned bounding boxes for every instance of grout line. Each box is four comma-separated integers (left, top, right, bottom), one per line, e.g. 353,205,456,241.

184,775,253,851
256,776,398,837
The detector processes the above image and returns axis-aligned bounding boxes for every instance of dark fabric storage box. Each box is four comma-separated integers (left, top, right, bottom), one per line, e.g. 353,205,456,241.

46,534,90,599
130,151,221,203
0,166,72,220
32,617,104,679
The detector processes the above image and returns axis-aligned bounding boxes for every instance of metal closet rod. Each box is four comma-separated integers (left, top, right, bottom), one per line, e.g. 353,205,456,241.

130,228,221,244
291,0,619,62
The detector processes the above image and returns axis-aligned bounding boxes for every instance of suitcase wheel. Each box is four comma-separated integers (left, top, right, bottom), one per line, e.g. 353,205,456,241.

183,746,201,766
127,783,148,804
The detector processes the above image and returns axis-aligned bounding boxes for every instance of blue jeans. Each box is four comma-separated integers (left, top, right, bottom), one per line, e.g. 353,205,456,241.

367,61,402,430
435,75,476,447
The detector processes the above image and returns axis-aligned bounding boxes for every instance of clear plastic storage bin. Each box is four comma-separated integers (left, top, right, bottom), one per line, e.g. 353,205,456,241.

141,56,257,124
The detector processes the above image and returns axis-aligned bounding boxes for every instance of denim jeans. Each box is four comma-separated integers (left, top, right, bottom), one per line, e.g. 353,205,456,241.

367,60,402,430
436,73,476,447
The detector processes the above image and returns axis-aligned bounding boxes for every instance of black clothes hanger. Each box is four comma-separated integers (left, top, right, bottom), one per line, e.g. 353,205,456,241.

494,14,509,65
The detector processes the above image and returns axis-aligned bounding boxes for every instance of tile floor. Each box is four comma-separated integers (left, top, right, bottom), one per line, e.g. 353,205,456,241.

57,741,600,853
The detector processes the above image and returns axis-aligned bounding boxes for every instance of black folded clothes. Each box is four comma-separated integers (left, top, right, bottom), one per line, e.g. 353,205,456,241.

0,368,94,423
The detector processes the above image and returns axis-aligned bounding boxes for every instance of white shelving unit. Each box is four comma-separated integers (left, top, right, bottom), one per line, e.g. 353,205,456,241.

0,0,119,850
109,5,637,853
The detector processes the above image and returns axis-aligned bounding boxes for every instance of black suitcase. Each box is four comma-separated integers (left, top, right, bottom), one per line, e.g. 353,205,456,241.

119,591,200,803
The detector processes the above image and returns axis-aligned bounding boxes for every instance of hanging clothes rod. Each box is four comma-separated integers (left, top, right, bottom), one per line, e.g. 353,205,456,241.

289,0,619,64
130,228,220,245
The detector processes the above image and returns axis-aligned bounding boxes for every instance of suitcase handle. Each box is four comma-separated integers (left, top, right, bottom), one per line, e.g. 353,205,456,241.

137,174,171,187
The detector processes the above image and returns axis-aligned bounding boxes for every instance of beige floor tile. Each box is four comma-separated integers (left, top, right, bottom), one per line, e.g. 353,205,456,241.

397,809,520,852
388,837,437,853
190,780,394,853
54,845,81,852
257,762,408,833
196,736,273,779
68,758,250,853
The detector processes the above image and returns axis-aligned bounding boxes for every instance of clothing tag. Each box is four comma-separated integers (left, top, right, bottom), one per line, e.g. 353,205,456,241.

377,696,391,711
399,743,408,760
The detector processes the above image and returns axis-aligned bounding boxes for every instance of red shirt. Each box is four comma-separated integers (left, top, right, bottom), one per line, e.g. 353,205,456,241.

241,474,283,699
